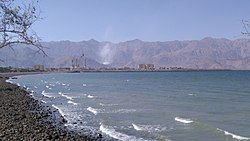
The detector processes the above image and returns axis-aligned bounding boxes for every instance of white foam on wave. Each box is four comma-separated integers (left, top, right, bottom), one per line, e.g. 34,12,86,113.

49,84,55,87
58,92,74,100
100,123,145,141
52,104,65,116
5,79,13,84
16,83,20,86
87,107,98,115
41,100,47,103
132,123,167,132
46,85,52,90
41,90,55,98
217,128,250,140
34,86,38,89
87,95,95,98
188,93,196,96
62,83,66,86
115,109,136,113
132,123,143,131
175,117,193,124
83,84,87,87
68,100,78,105
100,103,118,106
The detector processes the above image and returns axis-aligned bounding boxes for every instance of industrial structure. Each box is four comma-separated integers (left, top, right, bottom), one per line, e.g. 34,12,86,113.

71,53,87,72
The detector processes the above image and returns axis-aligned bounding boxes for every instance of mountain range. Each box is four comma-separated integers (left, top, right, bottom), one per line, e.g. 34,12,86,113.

0,37,250,70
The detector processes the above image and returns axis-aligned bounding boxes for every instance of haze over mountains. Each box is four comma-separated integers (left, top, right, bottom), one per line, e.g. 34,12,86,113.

0,37,250,70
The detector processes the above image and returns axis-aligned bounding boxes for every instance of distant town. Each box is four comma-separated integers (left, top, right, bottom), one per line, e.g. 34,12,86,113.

0,63,192,73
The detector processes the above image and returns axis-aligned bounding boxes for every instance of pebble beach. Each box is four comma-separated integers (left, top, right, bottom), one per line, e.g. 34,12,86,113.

0,73,100,141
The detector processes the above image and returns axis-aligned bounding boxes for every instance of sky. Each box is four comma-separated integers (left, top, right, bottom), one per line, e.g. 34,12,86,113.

32,0,250,42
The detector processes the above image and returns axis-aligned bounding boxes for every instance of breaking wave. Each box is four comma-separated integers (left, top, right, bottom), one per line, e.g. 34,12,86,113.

5,79,13,84
99,103,118,106
68,100,78,105
132,123,143,131
87,95,95,98
217,128,250,140
58,92,74,100
41,100,47,103
41,90,55,98
52,104,65,116
175,117,193,124
87,107,99,115
100,123,145,141
132,123,167,132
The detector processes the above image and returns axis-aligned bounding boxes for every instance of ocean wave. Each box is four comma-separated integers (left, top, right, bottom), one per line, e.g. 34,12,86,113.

58,92,74,100
16,83,20,86
5,79,13,84
41,100,47,103
83,84,87,87
34,86,38,89
87,107,99,115
217,128,250,140
115,109,136,113
175,117,193,124
132,123,167,132
52,104,65,116
41,90,55,98
100,103,118,106
62,83,66,86
100,123,145,141
46,85,52,89
49,84,55,87
132,123,144,131
55,81,61,85
68,100,78,105
87,95,95,98
188,93,196,96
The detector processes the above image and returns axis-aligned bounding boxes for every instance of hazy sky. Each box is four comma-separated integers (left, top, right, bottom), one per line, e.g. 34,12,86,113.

33,0,250,42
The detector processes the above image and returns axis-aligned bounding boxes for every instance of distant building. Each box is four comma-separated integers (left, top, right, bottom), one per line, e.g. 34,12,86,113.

138,64,155,70
138,64,147,70
33,65,44,71
146,64,155,70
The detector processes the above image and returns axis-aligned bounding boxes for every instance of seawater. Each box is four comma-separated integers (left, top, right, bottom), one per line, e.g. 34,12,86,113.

9,71,250,141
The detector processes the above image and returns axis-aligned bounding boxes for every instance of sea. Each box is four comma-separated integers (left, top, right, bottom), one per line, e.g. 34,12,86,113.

7,71,250,141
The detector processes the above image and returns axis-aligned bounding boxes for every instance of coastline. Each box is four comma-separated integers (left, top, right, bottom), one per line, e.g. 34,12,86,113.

0,73,101,140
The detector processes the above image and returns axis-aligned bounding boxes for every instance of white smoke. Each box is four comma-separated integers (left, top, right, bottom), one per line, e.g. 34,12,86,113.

100,43,115,65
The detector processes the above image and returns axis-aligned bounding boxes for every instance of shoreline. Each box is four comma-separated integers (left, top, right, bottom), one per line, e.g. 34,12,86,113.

0,73,102,140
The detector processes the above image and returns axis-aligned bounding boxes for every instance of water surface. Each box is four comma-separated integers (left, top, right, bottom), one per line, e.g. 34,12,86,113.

10,71,250,141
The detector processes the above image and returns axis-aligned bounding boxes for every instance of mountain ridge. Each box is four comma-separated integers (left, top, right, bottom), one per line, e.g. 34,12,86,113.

0,37,250,70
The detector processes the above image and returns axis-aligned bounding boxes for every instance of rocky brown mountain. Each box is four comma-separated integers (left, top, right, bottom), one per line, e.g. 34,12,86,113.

0,37,249,70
